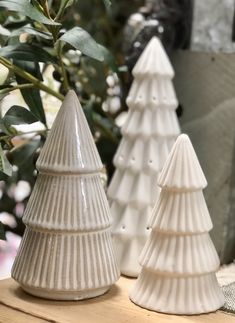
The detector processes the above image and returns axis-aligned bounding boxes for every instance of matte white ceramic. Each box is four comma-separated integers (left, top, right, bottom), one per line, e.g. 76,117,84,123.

130,134,224,314
108,37,180,277
130,269,224,314
149,189,213,233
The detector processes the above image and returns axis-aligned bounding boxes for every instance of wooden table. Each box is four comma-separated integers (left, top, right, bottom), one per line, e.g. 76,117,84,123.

0,277,235,323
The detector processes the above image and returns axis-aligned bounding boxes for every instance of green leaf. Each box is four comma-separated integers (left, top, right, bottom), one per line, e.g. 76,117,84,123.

4,18,30,30
0,119,14,135
98,44,118,72
59,0,77,10
0,43,57,63
0,0,60,25
11,139,40,167
11,26,52,40
3,105,38,125
0,145,12,176
0,221,6,240
59,27,104,62
14,60,46,125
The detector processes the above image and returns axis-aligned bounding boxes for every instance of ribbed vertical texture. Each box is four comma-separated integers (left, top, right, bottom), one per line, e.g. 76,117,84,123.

36,90,103,173
130,269,224,314
11,91,120,298
23,173,110,231
12,227,119,291
130,133,224,313
149,189,213,233
158,134,207,189
139,232,220,275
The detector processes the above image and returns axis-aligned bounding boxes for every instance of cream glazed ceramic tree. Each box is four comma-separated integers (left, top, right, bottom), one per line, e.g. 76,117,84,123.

107,36,180,277
12,90,120,300
130,134,224,314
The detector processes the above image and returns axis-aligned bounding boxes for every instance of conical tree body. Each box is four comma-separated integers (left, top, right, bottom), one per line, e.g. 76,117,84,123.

158,133,207,189
12,90,119,300
149,190,213,233
132,37,175,78
36,91,103,173
108,37,180,277
130,134,224,314
131,270,224,314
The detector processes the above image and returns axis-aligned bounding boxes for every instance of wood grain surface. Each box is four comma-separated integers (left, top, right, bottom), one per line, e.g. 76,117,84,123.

0,277,235,323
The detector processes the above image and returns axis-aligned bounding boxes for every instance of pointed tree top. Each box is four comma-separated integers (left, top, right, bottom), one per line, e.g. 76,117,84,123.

158,134,207,190
37,90,103,173
132,37,175,79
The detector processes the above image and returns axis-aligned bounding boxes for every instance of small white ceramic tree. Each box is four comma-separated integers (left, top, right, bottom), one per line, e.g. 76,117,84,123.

130,134,224,314
108,36,180,277
12,90,120,300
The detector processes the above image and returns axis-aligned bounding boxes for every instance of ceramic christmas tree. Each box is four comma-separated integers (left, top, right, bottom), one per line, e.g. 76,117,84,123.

12,90,120,300
108,36,180,277
130,134,224,314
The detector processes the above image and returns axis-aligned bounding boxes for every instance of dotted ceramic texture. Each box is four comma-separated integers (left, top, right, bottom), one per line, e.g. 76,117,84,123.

126,77,178,110
107,37,181,277
121,108,180,138
110,203,152,277
113,137,176,174
110,203,151,240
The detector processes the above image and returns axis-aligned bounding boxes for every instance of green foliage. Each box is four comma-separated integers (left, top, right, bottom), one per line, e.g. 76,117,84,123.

99,45,118,72
14,61,46,125
0,44,57,63
0,0,142,238
59,27,104,61
0,0,60,25
2,106,38,125
11,26,52,40
11,140,41,168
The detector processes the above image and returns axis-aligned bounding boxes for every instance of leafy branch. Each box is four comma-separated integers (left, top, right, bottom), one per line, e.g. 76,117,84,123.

0,0,123,241
0,56,64,101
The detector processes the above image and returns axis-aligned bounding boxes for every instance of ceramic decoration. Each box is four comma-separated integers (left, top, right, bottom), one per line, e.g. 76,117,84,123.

130,134,224,314
107,36,180,277
11,90,120,300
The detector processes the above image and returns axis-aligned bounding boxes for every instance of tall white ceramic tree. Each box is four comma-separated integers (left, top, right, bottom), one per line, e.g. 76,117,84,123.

130,134,224,314
108,36,180,277
12,90,119,300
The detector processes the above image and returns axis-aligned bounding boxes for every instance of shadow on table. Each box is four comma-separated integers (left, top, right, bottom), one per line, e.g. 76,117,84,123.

12,283,121,307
